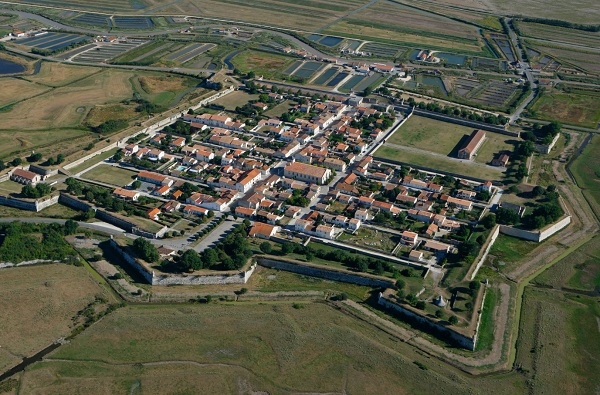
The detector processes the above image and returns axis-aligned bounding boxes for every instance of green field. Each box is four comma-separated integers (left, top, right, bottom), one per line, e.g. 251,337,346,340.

81,164,138,187
534,235,600,291
569,135,600,218
529,89,600,128
19,302,530,394
515,287,600,395
68,148,120,175
486,234,540,272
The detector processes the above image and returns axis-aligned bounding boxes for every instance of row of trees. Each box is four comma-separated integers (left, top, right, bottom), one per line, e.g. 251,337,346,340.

404,97,509,125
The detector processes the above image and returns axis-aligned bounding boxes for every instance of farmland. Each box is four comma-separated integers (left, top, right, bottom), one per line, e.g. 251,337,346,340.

0,263,115,372
528,87,600,128
515,21,600,49
525,40,600,73
323,2,489,55
144,0,372,31
0,66,205,160
569,135,600,219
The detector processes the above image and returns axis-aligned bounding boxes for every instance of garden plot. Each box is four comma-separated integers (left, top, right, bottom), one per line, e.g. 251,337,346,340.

453,77,479,97
470,80,518,107
471,57,503,71
73,40,146,63
353,72,384,92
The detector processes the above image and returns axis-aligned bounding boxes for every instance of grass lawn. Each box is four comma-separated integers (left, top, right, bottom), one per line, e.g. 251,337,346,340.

487,234,539,264
251,267,373,300
475,286,497,351
387,116,515,164
530,89,600,128
0,179,27,194
263,100,293,118
68,148,120,175
385,116,468,154
338,227,399,253
212,90,259,111
81,164,138,187
569,134,600,219
375,145,505,181
0,264,114,372
231,50,295,79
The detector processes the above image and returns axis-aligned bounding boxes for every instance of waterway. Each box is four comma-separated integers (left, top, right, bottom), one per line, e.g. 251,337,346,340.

0,58,26,75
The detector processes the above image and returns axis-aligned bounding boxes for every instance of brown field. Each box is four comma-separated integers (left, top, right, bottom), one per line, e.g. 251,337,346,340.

526,40,600,73
142,0,370,31
350,1,479,40
0,69,134,132
516,21,600,49
22,62,100,87
530,89,600,128
401,0,599,24
83,103,139,127
212,90,259,110
0,264,114,372
138,75,194,94
0,78,49,108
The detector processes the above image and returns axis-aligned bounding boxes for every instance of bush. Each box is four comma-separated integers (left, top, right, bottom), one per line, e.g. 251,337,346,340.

448,315,458,325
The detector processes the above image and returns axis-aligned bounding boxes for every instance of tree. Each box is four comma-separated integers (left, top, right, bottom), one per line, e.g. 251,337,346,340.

179,249,202,271
435,309,445,319
11,158,22,166
396,278,406,290
131,180,142,189
469,280,481,291
207,210,215,218
113,150,124,162
259,242,272,254
63,219,79,235
532,185,545,197
281,242,294,255
496,207,520,225
133,237,159,263
448,315,458,325
201,248,218,267
27,153,43,162
305,251,314,261
480,213,496,229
